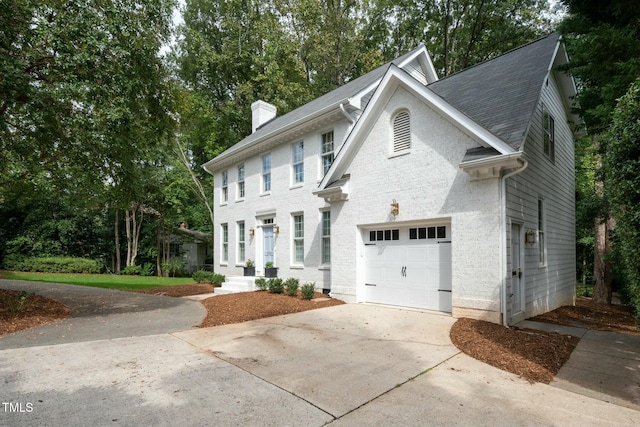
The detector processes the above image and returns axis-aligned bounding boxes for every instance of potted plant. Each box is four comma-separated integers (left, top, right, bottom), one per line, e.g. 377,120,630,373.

264,261,278,278
243,259,256,276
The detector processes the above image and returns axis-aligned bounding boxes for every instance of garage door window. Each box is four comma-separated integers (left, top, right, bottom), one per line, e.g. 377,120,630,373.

369,229,399,241
409,226,446,240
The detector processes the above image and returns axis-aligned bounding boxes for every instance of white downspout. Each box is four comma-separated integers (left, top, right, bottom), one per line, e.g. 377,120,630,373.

500,158,528,326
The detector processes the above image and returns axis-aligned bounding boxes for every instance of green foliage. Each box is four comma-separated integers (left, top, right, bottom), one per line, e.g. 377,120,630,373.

268,278,284,294
3,256,101,274
603,78,640,317
300,282,315,300
192,270,225,285
255,277,268,291
122,265,143,276
6,291,33,313
1,271,195,290
284,278,300,297
161,258,187,277
265,262,274,269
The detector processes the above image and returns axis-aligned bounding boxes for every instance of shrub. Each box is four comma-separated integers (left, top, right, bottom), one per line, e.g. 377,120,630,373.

161,258,187,277
7,291,33,312
2,256,100,274
255,277,268,291
122,265,142,275
301,282,315,300
284,278,299,297
268,277,284,294
192,270,225,286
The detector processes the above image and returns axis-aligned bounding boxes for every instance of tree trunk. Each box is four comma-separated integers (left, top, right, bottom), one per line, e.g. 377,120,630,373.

124,204,143,268
593,217,614,304
114,209,121,273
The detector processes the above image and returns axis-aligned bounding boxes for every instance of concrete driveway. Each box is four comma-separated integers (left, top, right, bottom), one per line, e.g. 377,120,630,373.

2,297,640,426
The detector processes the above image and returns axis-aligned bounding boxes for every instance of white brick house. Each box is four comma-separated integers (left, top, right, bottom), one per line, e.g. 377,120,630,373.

203,34,580,325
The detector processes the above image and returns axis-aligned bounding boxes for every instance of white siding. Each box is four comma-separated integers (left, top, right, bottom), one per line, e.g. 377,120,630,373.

212,119,352,290
330,86,503,321
505,74,576,320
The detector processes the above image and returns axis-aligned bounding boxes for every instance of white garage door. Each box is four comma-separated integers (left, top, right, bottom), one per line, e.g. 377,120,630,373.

364,225,452,312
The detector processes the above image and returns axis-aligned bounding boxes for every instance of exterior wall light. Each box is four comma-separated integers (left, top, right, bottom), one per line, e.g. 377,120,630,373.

390,199,399,216
249,228,255,237
525,229,536,245
274,225,280,234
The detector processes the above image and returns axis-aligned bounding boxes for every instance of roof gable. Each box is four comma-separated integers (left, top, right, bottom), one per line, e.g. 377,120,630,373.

202,46,438,173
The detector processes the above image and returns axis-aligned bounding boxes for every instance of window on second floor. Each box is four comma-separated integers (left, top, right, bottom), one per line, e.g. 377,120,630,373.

321,131,334,176
237,164,245,199
292,142,304,184
221,170,228,203
262,153,271,193
542,105,555,162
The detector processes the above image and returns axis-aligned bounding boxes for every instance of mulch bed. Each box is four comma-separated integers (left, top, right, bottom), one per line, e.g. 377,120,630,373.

450,317,580,383
199,290,345,327
0,289,70,336
134,283,216,297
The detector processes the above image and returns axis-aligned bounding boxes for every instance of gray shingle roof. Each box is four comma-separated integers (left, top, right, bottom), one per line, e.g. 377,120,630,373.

429,33,560,150
205,46,426,168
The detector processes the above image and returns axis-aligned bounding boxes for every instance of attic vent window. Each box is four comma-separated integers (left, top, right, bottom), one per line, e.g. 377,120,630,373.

393,111,411,154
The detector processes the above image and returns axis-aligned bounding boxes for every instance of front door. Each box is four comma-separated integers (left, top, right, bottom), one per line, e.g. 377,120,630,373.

510,223,524,324
263,226,274,266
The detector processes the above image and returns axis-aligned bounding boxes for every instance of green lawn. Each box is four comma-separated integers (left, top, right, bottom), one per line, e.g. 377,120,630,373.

0,271,195,291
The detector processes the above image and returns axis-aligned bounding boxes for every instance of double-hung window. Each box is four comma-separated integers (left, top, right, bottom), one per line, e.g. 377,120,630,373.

221,223,228,263
538,199,546,266
293,214,304,264
542,105,555,162
237,164,245,199
321,211,330,264
237,221,245,263
292,142,304,184
221,170,228,203
321,131,334,176
262,153,271,193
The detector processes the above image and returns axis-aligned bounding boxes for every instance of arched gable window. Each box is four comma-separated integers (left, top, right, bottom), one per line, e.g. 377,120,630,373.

392,110,411,153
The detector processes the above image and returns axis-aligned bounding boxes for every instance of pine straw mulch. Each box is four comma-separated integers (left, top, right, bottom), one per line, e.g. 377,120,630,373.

0,289,71,335
450,297,639,384
134,283,216,297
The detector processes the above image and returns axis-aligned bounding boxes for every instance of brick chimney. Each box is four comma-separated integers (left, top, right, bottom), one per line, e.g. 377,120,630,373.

251,100,277,133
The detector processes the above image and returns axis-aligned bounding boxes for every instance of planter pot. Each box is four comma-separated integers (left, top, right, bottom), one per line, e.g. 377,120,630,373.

243,267,256,276
264,267,278,278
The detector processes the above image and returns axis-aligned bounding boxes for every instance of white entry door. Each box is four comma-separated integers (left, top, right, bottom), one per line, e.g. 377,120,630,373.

364,225,452,312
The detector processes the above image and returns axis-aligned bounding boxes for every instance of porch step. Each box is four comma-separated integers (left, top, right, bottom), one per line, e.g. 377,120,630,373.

217,276,256,294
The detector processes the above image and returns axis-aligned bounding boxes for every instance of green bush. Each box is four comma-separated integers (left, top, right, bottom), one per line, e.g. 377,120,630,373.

301,282,315,300
161,258,187,277
122,265,142,275
268,277,284,294
7,291,33,312
255,277,268,291
2,256,100,274
284,278,299,297
192,270,225,285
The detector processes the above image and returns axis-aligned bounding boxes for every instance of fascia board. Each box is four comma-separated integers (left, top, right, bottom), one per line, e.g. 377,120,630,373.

319,67,515,190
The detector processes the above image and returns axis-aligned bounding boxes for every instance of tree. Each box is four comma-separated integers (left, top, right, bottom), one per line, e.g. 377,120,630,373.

559,0,640,303
603,79,640,314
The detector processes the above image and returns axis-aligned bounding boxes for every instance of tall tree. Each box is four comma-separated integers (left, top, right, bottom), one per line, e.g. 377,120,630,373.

559,0,640,303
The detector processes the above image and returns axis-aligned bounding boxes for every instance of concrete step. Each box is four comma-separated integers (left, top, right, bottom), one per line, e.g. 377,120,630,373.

217,276,256,294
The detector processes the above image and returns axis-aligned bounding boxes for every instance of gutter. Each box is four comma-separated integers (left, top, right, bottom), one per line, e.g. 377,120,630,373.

499,156,528,326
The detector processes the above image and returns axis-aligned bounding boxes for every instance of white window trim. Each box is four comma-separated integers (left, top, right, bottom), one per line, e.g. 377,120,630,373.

237,164,245,200
262,153,271,194
320,130,334,178
538,198,547,268
220,170,229,205
321,210,331,266
292,141,304,186
292,212,304,267
220,223,229,265
237,221,245,265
